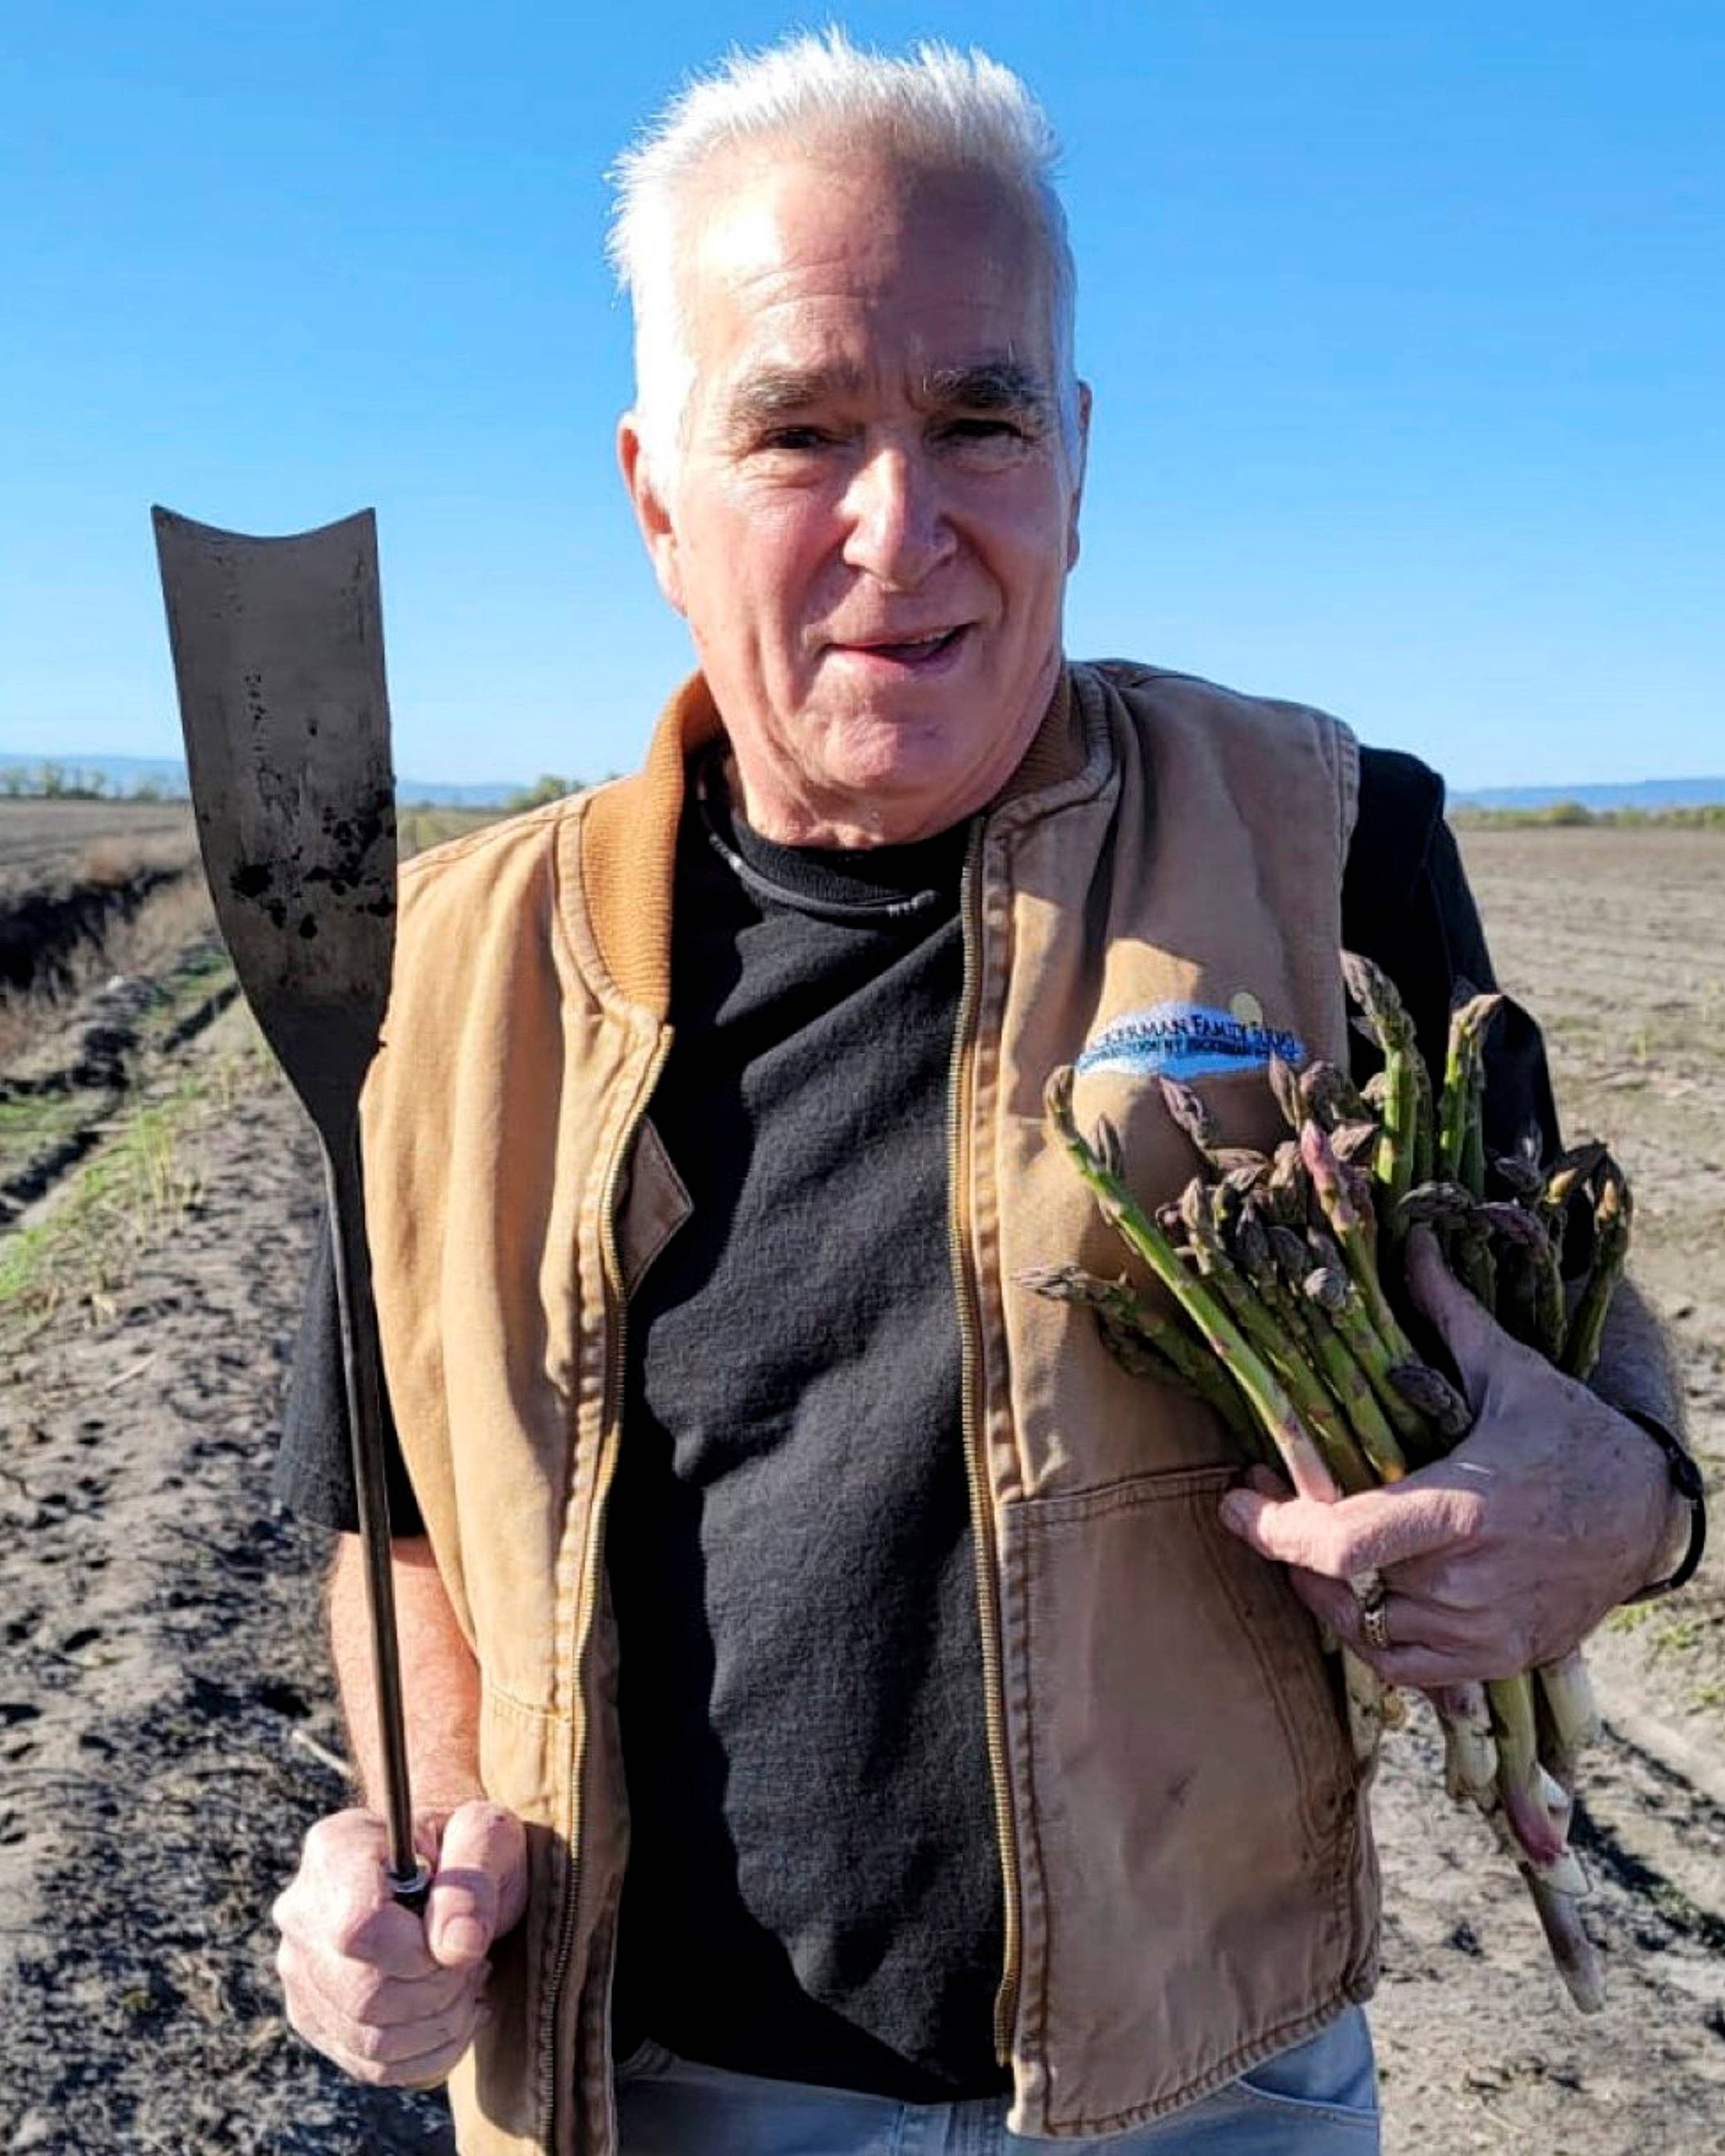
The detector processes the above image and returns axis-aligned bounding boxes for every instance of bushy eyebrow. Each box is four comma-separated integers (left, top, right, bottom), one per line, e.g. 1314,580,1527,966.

721,365,865,435
922,360,1050,424
721,356,1051,437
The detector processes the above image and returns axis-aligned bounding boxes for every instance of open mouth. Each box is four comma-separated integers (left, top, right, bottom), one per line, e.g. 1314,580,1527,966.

836,627,967,668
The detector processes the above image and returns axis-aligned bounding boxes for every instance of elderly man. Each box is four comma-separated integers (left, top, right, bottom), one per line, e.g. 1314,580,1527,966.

271,31,1698,2156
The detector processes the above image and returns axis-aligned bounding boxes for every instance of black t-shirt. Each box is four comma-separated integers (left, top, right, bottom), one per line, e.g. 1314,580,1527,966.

275,741,1561,2099
608,758,998,2095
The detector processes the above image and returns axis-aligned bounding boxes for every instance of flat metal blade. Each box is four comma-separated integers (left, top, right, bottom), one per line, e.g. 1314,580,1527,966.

153,506,427,1900
152,506,397,1124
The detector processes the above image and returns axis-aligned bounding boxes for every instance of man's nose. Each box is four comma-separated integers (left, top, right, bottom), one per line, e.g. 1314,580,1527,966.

839,446,955,588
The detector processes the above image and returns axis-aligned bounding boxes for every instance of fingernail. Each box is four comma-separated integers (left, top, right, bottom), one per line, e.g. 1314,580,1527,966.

442,1917,487,1962
1219,1495,1249,1533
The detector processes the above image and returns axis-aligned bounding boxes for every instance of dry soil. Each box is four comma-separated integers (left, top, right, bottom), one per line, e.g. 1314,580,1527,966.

0,822,1721,2154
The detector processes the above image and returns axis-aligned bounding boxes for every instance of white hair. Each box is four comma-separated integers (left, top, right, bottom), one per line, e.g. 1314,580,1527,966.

607,27,1079,488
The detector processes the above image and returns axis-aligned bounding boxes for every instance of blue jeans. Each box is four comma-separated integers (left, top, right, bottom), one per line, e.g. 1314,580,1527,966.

615,2008,1380,2152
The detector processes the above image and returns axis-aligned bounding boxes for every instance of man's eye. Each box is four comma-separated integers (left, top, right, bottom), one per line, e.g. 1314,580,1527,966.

761,426,830,451
941,417,1025,445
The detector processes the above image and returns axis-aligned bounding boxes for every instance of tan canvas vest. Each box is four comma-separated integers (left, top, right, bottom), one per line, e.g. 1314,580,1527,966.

361,659,1375,2152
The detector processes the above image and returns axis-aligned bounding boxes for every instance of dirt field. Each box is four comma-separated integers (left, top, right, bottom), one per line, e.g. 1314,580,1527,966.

0,801,194,892
1,817,1721,2153
1367,824,1725,2151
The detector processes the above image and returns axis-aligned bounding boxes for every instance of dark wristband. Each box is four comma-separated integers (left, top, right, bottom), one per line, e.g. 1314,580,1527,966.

1621,1409,1707,1602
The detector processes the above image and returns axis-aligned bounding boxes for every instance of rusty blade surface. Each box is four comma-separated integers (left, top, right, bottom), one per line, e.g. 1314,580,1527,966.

152,506,396,1125
153,505,426,1900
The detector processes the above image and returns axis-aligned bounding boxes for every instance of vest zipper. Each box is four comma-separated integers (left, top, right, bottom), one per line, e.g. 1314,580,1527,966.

540,1030,672,2156
947,823,1022,2066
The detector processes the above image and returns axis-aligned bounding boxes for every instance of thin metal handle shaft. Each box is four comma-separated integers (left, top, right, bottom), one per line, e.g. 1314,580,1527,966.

323,1128,428,1908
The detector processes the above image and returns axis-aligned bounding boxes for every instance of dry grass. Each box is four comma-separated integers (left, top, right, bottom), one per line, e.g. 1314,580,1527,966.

76,832,199,887
96,870,215,975
0,997,49,1070
0,1007,271,1347
0,873,218,1072
0,804,493,1073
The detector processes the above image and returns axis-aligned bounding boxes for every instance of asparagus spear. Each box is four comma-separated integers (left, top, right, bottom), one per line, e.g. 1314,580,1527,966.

1409,1034,1436,1188
1404,1186,1605,1790
1157,1075,1274,1181
1044,1068,1339,1502
1341,952,1422,1220
1399,1178,1496,1312
1561,1156,1632,1382
1386,1359,1473,1442
1301,1120,1425,1372
1478,1200,1566,1361
1266,1052,1305,1133
1247,1214,1390,1451
1179,1180,1377,1497
1020,1263,1257,1446
1437,989,1504,1197
1483,1671,1605,2013
1330,1119,1383,1166
1265,1138,1309,1231
1300,1257,1425,1470
1525,1875,1607,2015
1298,1056,1376,1134
1535,1647,1604,1785
1539,1141,1610,1261
1427,1682,1499,1807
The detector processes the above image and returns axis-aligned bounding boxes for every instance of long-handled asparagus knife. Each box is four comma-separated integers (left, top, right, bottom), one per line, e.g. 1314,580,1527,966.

153,507,430,1908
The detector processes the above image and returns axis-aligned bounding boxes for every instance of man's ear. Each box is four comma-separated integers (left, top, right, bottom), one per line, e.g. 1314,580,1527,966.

618,414,685,615
1066,381,1093,571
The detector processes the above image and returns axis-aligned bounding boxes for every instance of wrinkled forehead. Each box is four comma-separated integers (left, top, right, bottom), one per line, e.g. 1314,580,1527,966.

676,145,1054,382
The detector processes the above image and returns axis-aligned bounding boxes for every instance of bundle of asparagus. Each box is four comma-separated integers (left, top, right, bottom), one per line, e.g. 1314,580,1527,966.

1031,954,1632,2012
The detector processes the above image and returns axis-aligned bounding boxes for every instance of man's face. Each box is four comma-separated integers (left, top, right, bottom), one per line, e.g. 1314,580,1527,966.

621,150,1089,846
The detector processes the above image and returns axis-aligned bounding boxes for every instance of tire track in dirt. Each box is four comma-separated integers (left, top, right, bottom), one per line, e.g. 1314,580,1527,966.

0,958,242,1231
1,1054,454,2154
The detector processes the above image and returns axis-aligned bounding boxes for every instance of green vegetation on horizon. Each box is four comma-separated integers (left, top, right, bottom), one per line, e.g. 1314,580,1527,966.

0,764,597,813
1451,800,1725,831
0,762,179,802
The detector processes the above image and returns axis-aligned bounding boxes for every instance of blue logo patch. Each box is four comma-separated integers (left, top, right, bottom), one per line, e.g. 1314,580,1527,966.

1075,1000,1303,1082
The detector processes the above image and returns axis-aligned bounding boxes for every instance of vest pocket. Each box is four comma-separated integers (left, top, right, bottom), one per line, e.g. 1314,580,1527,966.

1000,1462,1365,2132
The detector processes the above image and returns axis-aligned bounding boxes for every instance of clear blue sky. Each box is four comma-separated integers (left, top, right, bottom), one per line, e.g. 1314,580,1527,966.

3,2,1720,789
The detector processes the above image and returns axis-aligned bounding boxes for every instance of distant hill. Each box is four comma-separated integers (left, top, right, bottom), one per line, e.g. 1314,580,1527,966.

1452,776,1725,812
0,751,522,808
9,751,1721,818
